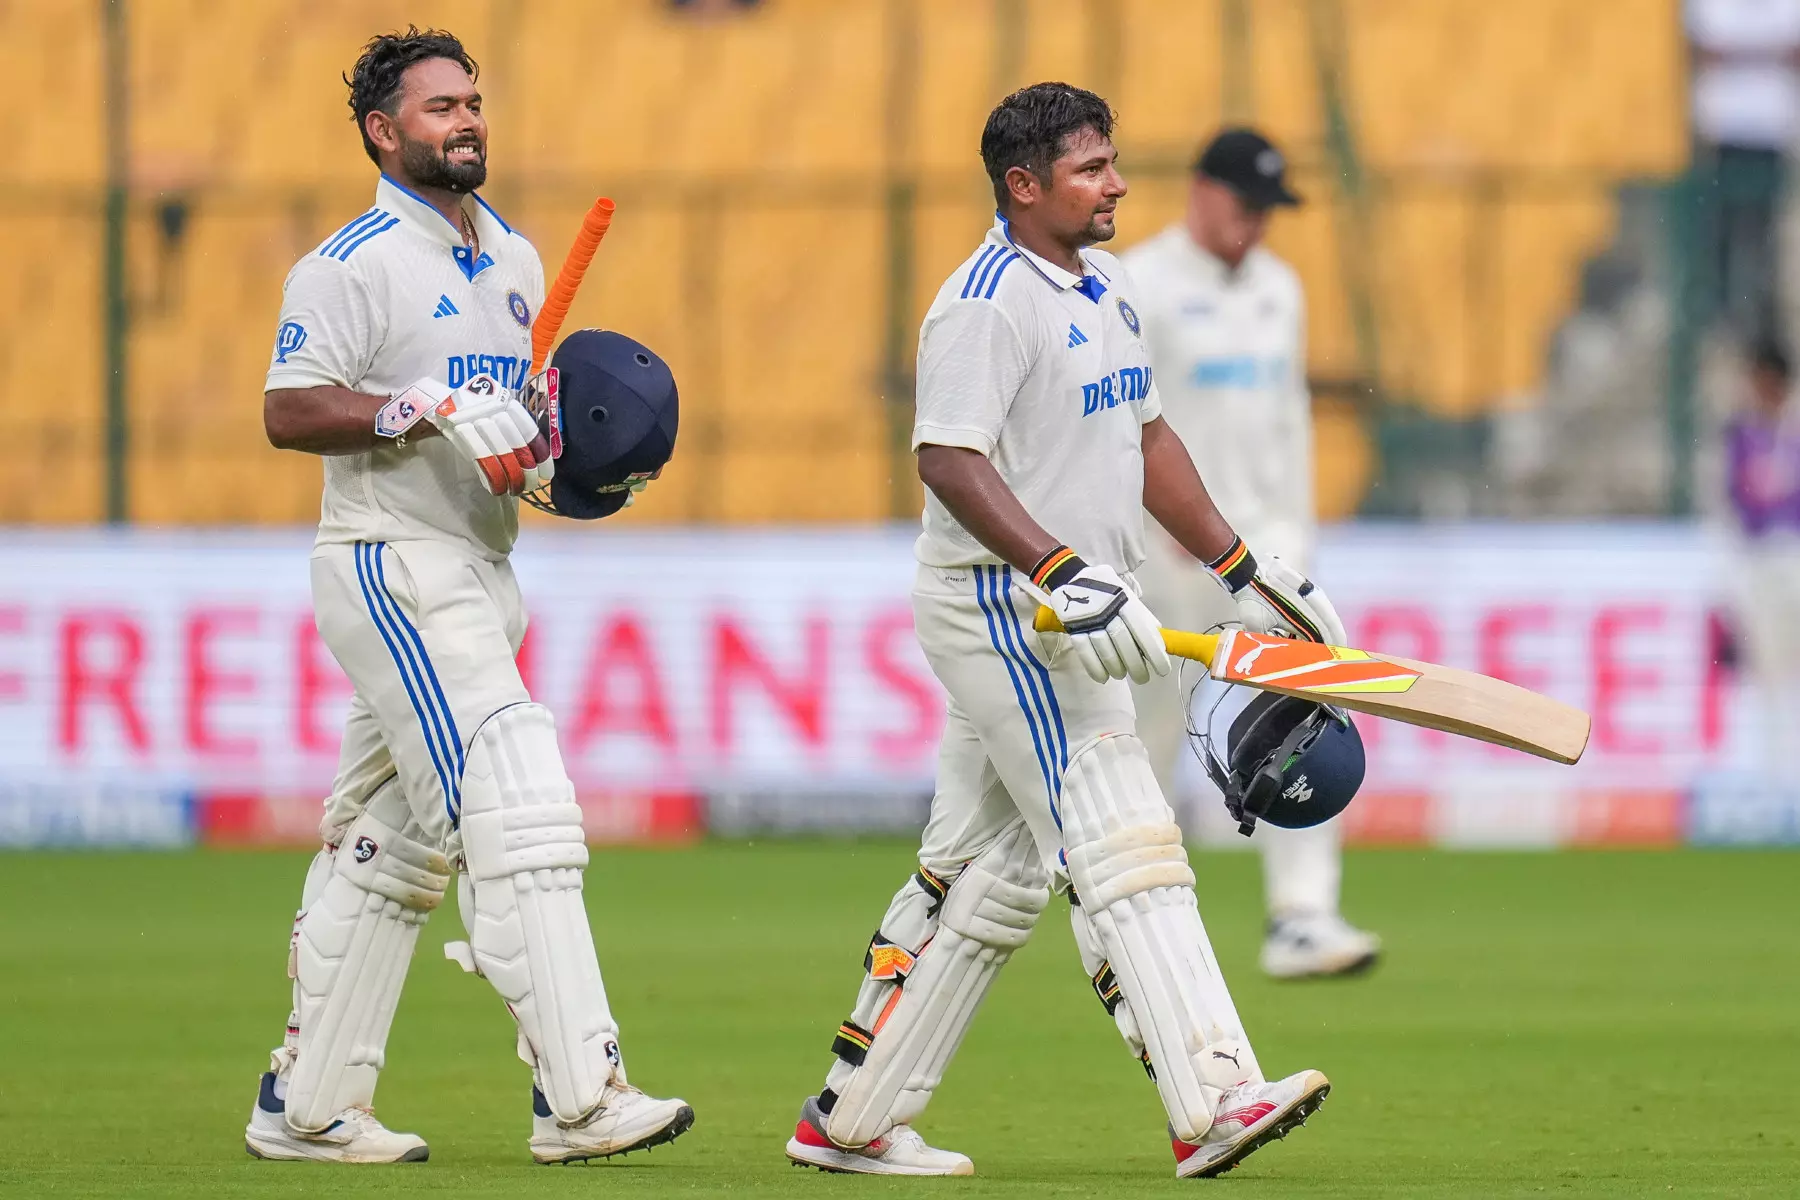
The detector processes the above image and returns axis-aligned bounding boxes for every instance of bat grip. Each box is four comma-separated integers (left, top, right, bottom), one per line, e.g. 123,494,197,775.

1031,605,1220,668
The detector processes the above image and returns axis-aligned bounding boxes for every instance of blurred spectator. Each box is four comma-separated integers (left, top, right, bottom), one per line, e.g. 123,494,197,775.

1723,338,1800,757
1686,0,1800,336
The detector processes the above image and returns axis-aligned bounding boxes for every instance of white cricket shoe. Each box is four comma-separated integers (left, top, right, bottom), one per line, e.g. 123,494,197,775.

785,1095,974,1176
530,1081,695,1164
1261,913,1381,979
244,1071,428,1163
1172,1069,1330,1178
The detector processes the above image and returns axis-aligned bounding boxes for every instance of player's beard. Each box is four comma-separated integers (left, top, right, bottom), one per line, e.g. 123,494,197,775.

398,132,488,194
1084,209,1118,243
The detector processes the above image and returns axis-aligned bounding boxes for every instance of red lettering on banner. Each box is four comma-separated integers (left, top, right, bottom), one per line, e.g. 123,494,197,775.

58,612,150,753
711,616,828,751
1353,606,1446,749
295,617,350,755
1477,606,1553,693
863,609,943,763
1699,609,1733,752
516,621,537,696
186,609,260,758
570,614,676,751
0,607,23,701
1592,605,1662,755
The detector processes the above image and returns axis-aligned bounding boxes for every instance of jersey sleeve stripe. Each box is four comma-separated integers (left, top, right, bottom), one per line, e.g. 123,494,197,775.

960,245,1002,298
332,215,401,262
982,252,1021,298
319,209,385,258
971,248,1013,299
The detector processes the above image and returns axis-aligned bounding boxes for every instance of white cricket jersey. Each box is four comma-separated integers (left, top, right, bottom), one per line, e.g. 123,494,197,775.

1123,226,1313,565
265,174,546,560
912,214,1163,573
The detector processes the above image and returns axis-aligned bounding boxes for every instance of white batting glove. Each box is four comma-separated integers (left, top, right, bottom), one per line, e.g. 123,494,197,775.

377,375,553,497
1035,548,1171,684
1208,538,1345,645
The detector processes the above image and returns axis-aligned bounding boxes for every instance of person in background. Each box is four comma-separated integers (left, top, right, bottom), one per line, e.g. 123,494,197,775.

1725,339,1800,759
1686,0,1800,335
1124,129,1380,980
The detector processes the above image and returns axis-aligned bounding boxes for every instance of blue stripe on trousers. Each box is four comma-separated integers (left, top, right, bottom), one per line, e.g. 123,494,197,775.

975,564,1057,826
352,543,460,826
985,566,1065,822
999,566,1069,770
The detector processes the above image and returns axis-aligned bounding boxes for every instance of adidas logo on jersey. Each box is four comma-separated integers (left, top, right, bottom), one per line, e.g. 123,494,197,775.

1067,323,1088,348
432,295,460,319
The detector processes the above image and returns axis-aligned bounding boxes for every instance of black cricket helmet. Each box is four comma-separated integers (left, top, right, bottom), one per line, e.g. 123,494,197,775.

1196,687,1365,836
522,329,678,519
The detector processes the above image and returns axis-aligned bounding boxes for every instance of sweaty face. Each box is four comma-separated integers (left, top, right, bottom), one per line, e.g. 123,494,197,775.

383,57,487,193
1039,127,1128,246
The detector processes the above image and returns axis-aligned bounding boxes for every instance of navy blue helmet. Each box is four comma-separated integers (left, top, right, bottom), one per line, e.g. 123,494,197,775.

523,330,678,520
1197,689,1365,836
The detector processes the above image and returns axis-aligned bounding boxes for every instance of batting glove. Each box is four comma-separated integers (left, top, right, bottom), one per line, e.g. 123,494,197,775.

377,374,553,496
1033,547,1171,684
1209,538,1346,645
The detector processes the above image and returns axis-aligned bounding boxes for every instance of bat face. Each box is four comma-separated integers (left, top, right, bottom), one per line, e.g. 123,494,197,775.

1030,605,1591,765
1207,628,1591,766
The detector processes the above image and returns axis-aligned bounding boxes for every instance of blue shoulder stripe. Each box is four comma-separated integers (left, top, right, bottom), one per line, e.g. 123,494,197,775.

983,252,1021,298
961,245,1002,299
320,209,384,258
972,249,1014,298
333,215,400,261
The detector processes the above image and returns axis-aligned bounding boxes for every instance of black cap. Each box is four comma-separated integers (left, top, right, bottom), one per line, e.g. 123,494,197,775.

1194,128,1301,209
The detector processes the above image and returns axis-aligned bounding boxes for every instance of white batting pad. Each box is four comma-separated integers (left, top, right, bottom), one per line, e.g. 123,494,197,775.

824,821,1050,1147
286,781,451,1132
456,702,620,1123
1060,734,1263,1141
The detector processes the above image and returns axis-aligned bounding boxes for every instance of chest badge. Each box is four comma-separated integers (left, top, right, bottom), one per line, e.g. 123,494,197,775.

507,289,532,329
1117,297,1141,337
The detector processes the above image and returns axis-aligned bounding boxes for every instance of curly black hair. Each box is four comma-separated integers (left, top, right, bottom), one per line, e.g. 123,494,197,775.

980,82,1115,211
344,27,479,165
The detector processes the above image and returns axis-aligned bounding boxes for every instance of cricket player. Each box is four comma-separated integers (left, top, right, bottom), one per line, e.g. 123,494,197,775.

785,84,1339,1180
1124,129,1381,979
243,29,692,1164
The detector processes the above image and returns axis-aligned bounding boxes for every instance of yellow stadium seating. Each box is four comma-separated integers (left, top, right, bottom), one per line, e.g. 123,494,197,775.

4,0,1689,524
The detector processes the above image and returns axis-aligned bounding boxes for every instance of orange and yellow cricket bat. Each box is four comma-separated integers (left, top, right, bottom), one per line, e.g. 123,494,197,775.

1033,607,1590,765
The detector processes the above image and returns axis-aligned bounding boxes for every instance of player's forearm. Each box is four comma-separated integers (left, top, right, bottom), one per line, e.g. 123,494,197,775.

1141,416,1238,562
916,444,1061,574
264,386,435,456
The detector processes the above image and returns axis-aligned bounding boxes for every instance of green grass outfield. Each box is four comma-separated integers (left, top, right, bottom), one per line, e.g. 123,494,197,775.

0,845,1795,1198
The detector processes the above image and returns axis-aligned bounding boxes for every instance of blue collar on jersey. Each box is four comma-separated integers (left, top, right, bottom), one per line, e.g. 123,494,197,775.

377,173,506,281
994,211,1110,303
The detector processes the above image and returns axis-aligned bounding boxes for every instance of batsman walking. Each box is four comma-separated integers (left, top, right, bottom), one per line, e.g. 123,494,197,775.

245,28,691,1165
785,84,1337,1180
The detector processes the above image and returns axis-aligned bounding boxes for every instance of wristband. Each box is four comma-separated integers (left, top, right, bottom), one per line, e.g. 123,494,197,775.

1206,537,1258,594
1030,545,1087,592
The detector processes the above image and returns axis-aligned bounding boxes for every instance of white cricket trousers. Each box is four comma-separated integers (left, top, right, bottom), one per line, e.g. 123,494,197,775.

311,539,529,850
1132,539,1344,919
1734,540,1800,762
910,562,1140,877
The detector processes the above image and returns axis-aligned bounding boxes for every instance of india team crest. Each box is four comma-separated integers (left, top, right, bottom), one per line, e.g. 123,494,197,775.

1116,298,1141,337
508,289,531,328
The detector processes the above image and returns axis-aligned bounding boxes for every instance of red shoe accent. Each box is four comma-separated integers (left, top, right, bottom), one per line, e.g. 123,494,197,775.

1214,1101,1277,1129
1171,1136,1200,1164
794,1119,836,1149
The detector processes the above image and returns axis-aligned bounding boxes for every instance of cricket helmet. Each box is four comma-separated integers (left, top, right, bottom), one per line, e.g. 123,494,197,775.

522,329,678,519
1195,685,1365,836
